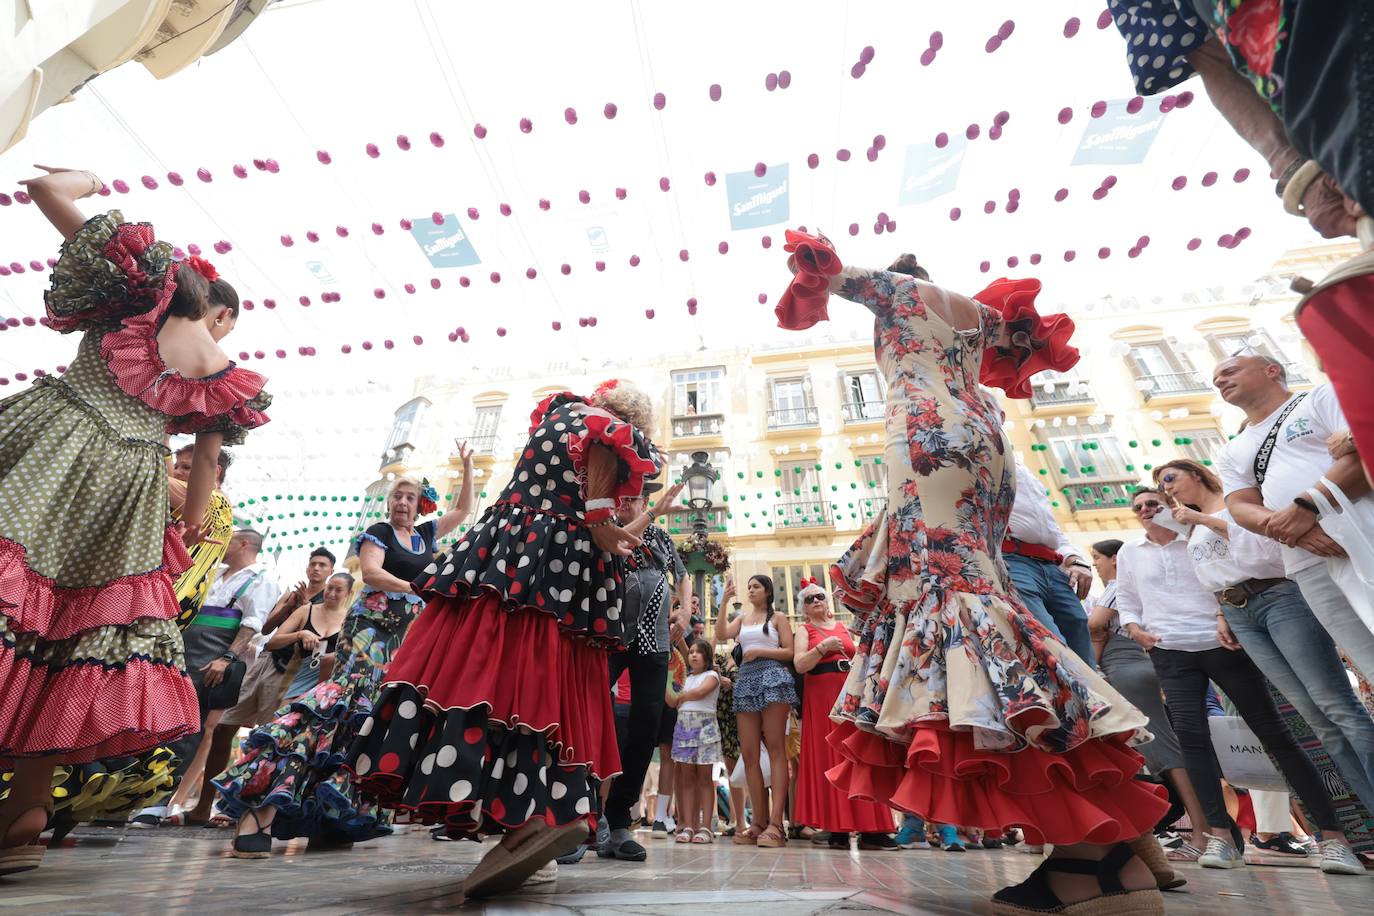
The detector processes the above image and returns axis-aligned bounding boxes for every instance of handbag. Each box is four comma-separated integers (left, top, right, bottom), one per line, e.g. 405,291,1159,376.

1208,715,1288,793
1307,477,1374,631
194,571,261,710
730,742,771,789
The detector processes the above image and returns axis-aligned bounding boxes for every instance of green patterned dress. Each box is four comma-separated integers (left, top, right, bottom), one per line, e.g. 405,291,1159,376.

0,212,271,779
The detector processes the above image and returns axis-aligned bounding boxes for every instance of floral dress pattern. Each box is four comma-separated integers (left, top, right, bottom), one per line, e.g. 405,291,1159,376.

817,266,1167,845
0,212,269,773
212,522,436,840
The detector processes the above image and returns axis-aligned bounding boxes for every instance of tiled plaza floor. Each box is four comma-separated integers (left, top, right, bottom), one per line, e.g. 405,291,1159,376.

1,824,1368,914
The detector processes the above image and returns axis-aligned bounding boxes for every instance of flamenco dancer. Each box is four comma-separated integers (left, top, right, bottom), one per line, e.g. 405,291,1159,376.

777,231,1172,915
346,381,659,898
0,166,270,876
213,449,474,856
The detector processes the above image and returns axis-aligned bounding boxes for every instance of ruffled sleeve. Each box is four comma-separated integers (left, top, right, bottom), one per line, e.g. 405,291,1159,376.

44,211,177,333
566,407,662,501
528,391,579,434
973,278,1080,399
358,523,392,553
774,229,844,330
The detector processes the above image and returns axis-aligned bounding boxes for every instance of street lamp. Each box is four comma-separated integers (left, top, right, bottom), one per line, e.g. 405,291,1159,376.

681,450,718,536
679,450,719,618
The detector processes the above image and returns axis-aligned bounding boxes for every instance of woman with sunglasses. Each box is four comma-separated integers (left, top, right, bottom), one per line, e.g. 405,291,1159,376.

792,579,897,850
1153,459,1374,869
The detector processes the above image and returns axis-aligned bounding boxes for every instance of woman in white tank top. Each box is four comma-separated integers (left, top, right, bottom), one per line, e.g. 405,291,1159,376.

714,574,797,848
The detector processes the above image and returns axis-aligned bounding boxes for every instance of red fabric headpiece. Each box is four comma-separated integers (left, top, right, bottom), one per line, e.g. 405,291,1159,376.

186,256,219,283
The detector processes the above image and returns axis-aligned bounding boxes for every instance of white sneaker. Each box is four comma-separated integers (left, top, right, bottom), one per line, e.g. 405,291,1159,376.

1198,835,1246,869
1318,839,1364,876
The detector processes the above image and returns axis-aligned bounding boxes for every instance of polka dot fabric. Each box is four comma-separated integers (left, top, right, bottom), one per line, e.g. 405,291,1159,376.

346,397,657,836
0,212,268,766
1106,0,1210,95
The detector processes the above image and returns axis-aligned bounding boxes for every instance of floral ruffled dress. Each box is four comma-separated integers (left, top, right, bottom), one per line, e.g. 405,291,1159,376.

346,393,659,839
779,241,1167,846
0,211,270,769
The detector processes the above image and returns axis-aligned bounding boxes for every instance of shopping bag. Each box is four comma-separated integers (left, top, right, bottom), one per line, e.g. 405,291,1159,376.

730,743,771,788
1208,716,1288,793
1308,477,1374,631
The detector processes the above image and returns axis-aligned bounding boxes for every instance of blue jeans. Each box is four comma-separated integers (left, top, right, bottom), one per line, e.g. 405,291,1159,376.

1004,553,1096,667
1221,579,1374,816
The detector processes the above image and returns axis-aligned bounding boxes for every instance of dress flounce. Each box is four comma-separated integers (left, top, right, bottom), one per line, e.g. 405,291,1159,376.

347,591,616,838
826,722,1168,845
974,278,1080,399
44,212,177,334
775,229,844,331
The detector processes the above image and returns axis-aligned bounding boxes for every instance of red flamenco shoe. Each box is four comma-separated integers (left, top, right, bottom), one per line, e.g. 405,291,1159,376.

1294,217,1374,484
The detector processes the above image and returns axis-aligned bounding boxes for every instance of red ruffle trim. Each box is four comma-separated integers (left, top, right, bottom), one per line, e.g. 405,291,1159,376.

528,391,579,434
1,529,191,640
776,229,843,331
825,720,1167,846
974,277,1080,399
96,227,270,431
0,650,198,765
46,222,177,333
566,411,660,501
382,591,621,775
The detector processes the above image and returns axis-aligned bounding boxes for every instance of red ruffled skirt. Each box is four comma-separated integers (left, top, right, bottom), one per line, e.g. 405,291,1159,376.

0,527,198,764
346,590,619,837
826,720,1167,845
796,670,895,833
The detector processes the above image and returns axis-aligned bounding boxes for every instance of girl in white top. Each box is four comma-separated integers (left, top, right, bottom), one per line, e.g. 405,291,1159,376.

667,640,722,844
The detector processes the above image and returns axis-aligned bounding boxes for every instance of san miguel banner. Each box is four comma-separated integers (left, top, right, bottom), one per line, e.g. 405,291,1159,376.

1072,99,1167,166
898,137,967,205
409,213,481,268
726,164,790,230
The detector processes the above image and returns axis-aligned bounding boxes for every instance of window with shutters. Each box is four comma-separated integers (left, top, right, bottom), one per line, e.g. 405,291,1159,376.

1125,341,1209,401
841,370,886,422
1037,420,1140,511
671,368,726,435
1206,330,1310,385
767,377,818,429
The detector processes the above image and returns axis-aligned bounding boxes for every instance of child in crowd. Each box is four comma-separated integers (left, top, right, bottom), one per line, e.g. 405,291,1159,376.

668,640,724,844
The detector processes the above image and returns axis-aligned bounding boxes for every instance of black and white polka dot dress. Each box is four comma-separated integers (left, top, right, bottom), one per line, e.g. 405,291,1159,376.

346,393,660,838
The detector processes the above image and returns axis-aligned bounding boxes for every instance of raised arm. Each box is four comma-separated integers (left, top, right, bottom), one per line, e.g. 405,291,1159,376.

714,578,742,642
829,266,908,314
19,166,105,242
435,442,476,539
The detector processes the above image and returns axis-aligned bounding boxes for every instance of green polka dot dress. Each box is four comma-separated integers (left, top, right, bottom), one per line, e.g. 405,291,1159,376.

0,211,271,764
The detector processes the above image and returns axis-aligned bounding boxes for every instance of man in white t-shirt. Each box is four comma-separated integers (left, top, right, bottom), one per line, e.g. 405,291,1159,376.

1213,355,1374,678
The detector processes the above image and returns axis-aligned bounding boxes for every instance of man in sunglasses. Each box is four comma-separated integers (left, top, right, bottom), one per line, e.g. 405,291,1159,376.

1002,462,1097,665
1213,354,1374,679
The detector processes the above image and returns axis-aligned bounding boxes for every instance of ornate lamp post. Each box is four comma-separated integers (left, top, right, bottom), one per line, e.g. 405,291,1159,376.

677,450,725,623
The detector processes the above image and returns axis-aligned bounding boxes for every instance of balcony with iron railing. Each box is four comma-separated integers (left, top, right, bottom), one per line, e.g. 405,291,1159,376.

1138,371,1211,402
671,413,726,437
1058,477,1143,512
1029,381,1095,409
841,400,885,423
774,499,833,529
766,405,820,430
456,434,502,456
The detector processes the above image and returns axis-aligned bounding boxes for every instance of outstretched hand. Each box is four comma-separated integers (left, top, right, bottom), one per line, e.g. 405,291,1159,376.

453,439,474,464
18,165,103,198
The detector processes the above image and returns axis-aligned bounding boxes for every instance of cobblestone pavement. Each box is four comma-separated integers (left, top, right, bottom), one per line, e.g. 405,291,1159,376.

1,824,1368,914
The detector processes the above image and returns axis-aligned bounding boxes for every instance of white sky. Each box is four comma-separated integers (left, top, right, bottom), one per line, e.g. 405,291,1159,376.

0,0,1328,564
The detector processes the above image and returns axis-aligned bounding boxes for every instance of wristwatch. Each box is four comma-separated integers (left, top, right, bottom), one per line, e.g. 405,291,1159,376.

1292,495,1319,515
220,651,238,662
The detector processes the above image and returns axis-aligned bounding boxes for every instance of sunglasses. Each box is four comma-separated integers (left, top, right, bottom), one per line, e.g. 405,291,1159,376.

1132,500,1163,514
1158,471,1181,484
804,595,828,603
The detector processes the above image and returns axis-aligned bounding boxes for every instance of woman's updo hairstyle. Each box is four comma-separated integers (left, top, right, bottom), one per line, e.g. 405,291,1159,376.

207,277,240,318
167,263,211,319
888,253,930,281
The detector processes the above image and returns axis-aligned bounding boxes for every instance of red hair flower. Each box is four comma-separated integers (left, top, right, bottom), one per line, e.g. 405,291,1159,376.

186,255,219,283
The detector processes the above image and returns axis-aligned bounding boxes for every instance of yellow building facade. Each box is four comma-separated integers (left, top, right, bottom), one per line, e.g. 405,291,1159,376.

364,239,1353,625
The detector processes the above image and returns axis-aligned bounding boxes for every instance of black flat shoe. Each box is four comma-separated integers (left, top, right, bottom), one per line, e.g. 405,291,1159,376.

858,833,899,850
992,843,1164,916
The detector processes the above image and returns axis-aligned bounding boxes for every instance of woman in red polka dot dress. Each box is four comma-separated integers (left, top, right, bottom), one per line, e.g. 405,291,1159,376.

347,381,660,898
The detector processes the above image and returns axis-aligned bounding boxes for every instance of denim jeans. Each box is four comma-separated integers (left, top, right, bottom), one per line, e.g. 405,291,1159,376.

1004,553,1096,667
1292,563,1374,683
1149,645,1342,831
1220,579,1374,812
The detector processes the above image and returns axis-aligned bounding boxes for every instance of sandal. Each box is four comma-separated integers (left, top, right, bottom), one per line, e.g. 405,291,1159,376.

1127,833,1188,891
675,829,693,844
732,824,760,846
231,809,273,860
756,824,787,848
162,812,208,827
463,820,587,900
0,801,53,877
691,828,713,845
992,843,1165,916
